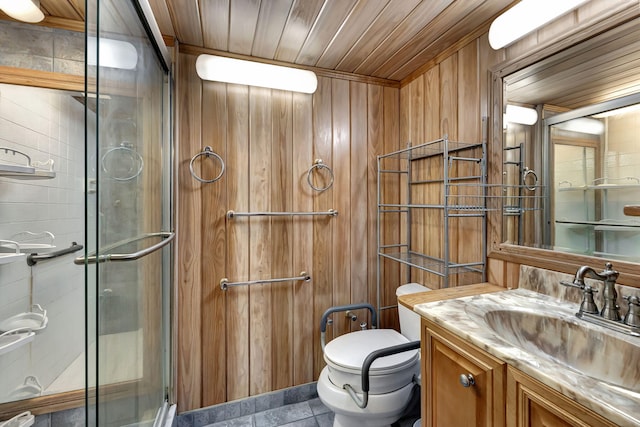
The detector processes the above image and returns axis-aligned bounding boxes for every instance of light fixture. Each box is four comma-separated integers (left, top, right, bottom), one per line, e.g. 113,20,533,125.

489,0,589,50
0,0,44,23
593,103,640,118
87,37,138,70
505,104,538,125
195,55,318,94
554,118,604,135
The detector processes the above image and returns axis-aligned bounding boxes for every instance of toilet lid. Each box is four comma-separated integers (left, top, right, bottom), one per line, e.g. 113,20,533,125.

324,329,418,375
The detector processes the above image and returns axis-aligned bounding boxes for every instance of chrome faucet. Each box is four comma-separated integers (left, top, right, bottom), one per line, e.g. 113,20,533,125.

561,263,639,337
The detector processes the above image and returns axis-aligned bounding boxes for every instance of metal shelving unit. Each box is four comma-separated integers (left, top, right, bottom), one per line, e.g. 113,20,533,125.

376,135,487,319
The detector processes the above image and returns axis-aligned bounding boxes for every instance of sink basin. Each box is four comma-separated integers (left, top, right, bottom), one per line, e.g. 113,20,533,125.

481,309,640,392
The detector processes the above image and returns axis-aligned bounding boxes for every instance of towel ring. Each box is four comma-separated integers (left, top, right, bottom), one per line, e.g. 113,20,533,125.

523,167,538,191
307,159,334,192
190,146,225,183
101,143,143,181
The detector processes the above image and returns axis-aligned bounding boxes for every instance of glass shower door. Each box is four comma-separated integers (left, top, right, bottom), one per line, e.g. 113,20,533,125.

84,0,173,425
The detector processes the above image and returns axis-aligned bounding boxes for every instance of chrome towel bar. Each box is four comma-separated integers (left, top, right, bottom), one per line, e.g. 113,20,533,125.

220,271,311,290
74,231,175,265
226,209,337,219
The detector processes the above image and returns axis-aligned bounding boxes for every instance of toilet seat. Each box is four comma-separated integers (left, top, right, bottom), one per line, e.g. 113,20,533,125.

323,329,419,394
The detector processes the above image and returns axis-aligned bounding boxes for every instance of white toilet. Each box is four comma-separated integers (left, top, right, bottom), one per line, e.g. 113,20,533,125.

317,283,430,427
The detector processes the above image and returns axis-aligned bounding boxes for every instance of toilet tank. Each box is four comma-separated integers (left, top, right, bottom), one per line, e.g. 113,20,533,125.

396,283,431,341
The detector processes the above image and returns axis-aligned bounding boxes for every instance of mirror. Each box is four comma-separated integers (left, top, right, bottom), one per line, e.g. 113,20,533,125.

500,17,640,264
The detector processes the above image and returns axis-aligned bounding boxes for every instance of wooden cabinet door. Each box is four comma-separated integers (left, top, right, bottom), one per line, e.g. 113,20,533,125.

423,320,506,427
507,367,618,427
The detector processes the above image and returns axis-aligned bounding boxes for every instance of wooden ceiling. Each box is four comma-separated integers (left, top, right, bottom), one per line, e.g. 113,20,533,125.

146,0,514,82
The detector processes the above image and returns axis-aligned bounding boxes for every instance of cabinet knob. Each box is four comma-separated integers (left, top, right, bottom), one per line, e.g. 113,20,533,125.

459,373,475,388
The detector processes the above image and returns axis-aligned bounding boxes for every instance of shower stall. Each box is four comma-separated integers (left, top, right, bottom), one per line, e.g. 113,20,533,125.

0,1,174,426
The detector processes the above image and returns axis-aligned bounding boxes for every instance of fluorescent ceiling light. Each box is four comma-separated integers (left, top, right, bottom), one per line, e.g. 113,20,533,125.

0,0,44,23
592,103,640,118
196,55,318,94
87,37,138,70
554,118,604,135
505,104,538,125
489,0,589,49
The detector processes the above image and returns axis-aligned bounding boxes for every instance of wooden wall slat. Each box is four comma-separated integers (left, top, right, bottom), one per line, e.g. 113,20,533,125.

271,90,294,390
332,79,352,336
225,84,251,401
349,81,369,318
248,87,273,396
201,80,228,405
176,53,203,410
292,92,314,385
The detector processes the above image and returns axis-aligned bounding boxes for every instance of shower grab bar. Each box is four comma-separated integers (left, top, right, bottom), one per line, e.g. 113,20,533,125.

27,242,83,266
220,271,311,290
227,209,338,219
73,231,175,265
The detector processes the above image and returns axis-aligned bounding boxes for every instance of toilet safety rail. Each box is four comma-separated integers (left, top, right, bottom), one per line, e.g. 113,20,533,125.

343,341,420,408
320,303,378,351
220,271,311,290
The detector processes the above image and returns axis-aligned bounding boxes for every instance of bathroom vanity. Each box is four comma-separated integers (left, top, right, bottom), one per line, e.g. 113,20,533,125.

405,267,640,427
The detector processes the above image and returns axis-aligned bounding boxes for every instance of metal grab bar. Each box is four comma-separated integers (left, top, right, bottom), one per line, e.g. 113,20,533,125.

227,210,338,219
220,271,311,290
27,242,83,266
74,231,175,265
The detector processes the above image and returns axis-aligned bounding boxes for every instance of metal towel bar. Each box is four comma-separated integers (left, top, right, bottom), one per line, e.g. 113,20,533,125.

27,242,83,266
74,231,174,265
220,271,311,290
227,210,337,219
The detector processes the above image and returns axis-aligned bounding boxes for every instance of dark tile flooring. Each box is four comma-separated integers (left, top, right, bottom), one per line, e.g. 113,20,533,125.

175,382,420,427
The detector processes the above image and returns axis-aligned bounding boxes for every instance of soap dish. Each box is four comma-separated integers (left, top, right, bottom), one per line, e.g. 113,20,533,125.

0,411,35,427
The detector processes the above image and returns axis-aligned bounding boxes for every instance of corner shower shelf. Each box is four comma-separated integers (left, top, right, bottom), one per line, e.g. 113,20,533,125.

0,232,56,253
0,148,55,180
0,305,48,334
0,240,25,264
0,329,35,356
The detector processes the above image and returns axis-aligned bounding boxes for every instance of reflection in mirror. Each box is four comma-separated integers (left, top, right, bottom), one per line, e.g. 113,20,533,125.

501,17,640,264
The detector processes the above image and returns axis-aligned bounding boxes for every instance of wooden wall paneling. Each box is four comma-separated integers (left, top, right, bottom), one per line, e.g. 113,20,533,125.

331,79,352,337
382,85,401,329
486,257,506,287
225,84,251,401
408,76,425,289
201,80,228,406
457,41,482,285
312,77,334,377
506,261,521,288
176,53,203,411
439,54,458,287
292,92,314,385
349,81,369,328
270,89,294,390
248,87,273,396
368,84,385,322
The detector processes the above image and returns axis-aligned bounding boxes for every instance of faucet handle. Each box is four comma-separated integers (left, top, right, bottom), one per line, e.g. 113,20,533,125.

623,295,640,327
560,280,599,314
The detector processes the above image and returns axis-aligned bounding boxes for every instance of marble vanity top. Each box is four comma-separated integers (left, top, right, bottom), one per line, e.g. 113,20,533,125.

414,266,640,427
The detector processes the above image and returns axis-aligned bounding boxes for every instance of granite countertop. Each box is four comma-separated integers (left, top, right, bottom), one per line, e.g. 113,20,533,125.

414,266,640,427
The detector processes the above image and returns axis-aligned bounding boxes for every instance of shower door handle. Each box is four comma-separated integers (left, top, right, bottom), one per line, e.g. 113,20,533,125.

74,231,175,264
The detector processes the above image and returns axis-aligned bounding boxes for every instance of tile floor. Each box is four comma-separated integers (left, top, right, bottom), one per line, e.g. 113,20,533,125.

175,382,420,427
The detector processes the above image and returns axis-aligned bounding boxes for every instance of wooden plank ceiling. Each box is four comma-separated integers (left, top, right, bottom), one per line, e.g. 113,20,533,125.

147,0,514,82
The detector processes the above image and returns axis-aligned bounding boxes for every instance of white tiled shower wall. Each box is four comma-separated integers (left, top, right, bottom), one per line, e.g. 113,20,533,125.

0,83,85,401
